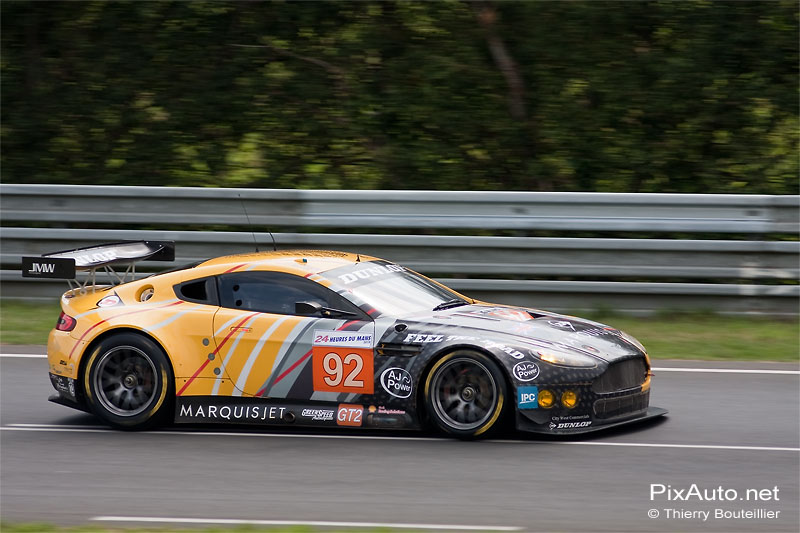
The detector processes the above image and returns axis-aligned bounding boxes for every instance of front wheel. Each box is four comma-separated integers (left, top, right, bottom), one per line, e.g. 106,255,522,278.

423,350,508,439
83,333,173,430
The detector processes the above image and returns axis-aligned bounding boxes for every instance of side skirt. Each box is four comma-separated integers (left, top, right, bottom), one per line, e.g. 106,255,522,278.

175,396,415,430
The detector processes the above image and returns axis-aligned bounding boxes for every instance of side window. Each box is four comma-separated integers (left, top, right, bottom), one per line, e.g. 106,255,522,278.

217,271,364,317
174,277,219,306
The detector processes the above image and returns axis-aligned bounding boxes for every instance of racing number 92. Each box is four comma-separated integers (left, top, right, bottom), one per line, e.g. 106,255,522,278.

312,347,374,394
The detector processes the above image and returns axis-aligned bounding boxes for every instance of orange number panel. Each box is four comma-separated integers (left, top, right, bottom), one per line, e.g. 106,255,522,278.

312,347,374,394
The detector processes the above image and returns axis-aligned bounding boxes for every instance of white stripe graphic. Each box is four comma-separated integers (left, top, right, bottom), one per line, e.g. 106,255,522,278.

232,316,290,395
211,314,261,396
268,318,319,376
3,424,798,452
91,516,521,531
214,313,245,336
652,367,799,375
145,305,203,332
203,312,253,396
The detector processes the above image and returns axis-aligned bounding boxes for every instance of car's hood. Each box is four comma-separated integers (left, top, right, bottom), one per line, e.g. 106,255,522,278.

397,304,642,363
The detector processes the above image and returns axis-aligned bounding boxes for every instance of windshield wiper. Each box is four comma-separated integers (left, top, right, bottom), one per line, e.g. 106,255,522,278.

432,299,469,311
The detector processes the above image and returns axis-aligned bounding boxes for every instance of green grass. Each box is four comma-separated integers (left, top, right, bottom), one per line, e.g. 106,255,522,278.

0,526,359,533
0,299,61,345
582,311,799,362
1,299,797,362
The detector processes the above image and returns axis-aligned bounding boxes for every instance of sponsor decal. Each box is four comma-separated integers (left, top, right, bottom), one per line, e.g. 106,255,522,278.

463,307,531,322
72,250,118,267
312,347,374,394
548,320,576,331
486,341,526,360
313,330,373,348
177,401,288,423
403,333,480,344
404,333,444,344
336,404,363,426
551,414,590,422
488,308,533,322
517,386,539,409
512,361,540,382
380,367,413,398
337,263,405,285
445,334,480,342
368,405,406,415
377,406,406,415
30,262,55,274
549,420,592,429
21,256,76,279
300,408,335,422
49,374,77,401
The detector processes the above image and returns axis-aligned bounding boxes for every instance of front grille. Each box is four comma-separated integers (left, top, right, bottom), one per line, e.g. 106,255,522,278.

592,357,647,393
594,389,650,419
376,342,422,357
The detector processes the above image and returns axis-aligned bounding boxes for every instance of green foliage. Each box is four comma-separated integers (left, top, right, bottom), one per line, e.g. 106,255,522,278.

1,1,797,192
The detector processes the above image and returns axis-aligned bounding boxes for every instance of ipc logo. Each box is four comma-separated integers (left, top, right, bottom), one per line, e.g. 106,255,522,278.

517,386,539,409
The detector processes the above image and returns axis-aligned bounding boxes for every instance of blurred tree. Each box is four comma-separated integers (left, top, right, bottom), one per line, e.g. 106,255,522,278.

1,1,797,193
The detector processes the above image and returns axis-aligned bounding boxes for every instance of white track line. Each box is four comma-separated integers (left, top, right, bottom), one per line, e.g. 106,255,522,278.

652,367,798,375
3,352,798,374
4,424,798,452
92,516,521,531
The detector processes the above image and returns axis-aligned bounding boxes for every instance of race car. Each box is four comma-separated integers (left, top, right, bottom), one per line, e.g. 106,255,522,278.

25,241,666,438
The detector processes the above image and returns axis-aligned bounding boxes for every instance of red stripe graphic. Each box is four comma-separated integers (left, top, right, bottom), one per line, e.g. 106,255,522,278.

176,358,212,396
224,263,246,273
267,350,312,392
260,321,361,396
68,301,183,360
176,312,259,396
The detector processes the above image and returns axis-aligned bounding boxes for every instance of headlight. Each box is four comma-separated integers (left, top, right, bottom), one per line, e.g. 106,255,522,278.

561,390,579,409
538,389,555,408
536,348,598,368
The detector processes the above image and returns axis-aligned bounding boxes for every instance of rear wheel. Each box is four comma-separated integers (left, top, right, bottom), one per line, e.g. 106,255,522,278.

423,350,508,439
83,333,173,430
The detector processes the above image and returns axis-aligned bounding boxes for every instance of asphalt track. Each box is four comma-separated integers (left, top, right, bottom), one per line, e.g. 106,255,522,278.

1,347,798,533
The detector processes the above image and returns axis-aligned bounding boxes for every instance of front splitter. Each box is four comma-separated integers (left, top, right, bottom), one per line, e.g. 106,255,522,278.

520,406,668,435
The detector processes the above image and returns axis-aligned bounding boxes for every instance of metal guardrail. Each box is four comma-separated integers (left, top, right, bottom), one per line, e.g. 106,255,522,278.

2,184,799,232
1,185,798,315
2,228,798,279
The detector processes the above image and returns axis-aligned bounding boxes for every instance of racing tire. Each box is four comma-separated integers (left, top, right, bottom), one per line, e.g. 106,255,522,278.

83,333,173,430
423,350,508,439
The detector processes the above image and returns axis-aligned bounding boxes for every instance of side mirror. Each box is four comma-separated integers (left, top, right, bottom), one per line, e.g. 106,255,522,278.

295,301,323,316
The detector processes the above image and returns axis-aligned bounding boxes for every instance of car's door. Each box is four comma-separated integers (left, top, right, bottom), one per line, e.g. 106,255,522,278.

210,270,375,402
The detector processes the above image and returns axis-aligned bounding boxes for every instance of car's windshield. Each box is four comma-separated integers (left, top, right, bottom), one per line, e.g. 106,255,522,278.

321,260,467,316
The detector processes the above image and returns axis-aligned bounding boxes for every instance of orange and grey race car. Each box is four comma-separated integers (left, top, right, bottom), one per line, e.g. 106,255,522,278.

25,241,666,439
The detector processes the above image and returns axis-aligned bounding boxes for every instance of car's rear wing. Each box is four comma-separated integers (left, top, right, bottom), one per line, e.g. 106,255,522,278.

22,241,175,293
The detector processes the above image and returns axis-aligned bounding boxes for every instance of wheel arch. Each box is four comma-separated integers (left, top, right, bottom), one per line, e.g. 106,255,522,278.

415,343,512,427
78,326,175,394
